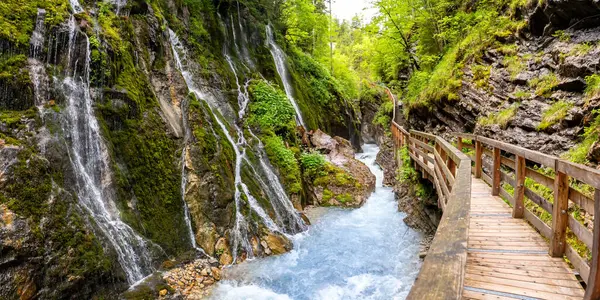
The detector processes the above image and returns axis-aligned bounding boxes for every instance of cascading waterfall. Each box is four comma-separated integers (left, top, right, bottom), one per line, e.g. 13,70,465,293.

212,144,423,299
29,8,49,108
265,25,306,128
169,29,283,262
61,5,153,284
224,52,306,234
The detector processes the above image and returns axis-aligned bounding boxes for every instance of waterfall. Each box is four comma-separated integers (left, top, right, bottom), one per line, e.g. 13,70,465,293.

169,29,282,262
224,53,306,234
265,25,306,128
61,6,153,284
69,0,83,13
29,9,49,108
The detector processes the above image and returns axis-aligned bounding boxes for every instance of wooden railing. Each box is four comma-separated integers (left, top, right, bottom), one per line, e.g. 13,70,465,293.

391,121,472,299
455,133,600,299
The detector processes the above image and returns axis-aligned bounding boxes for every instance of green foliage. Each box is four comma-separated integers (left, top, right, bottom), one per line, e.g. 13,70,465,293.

397,147,418,183
373,101,393,129
503,55,525,79
478,103,519,128
513,88,530,99
552,30,570,42
537,100,573,131
569,43,594,56
497,44,518,55
248,80,296,135
264,135,302,193
300,151,326,178
585,74,600,100
472,64,491,89
0,0,69,45
529,73,559,97
564,110,600,164
98,100,188,255
0,148,114,291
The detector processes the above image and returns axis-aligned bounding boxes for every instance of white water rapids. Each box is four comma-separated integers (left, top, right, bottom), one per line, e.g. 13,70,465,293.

211,144,423,299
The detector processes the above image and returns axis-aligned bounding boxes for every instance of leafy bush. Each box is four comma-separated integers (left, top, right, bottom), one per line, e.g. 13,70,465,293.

478,103,520,128
264,135,302,193
248,80,296,135
300,151,326,178
537,100,573,131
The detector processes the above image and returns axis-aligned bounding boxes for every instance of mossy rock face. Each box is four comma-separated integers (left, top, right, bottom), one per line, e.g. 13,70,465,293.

0,113,125,299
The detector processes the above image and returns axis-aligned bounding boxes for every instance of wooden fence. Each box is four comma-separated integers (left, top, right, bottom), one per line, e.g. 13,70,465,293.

391,121,472,299
454,133,600,299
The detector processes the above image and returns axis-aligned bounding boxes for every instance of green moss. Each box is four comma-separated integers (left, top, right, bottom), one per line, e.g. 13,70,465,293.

372,101,393,129
98,101,188,255
585,74,600,101
472,64,491,90
337,193,353,203
552,30,571,42
263,135,302,193
503,55,525,79
478,102,519,129
529,73,559,97
537,100,572,131
564,111,600,164
0,147,115,294
513,89,530,99
397,147,418,183
0,0,70,45
497,44,518,56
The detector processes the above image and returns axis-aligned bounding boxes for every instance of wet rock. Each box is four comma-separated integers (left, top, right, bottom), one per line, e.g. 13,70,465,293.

554,77,586,92
263,232,293,255
214,238,232,265
587,141,600,163
307,130,376,208
375,138,397,186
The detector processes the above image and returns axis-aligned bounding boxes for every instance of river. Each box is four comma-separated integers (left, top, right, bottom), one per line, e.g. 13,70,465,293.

211,144,423,300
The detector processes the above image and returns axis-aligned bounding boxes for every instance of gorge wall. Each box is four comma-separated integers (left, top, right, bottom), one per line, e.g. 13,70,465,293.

404,0,600,166
0,0,365,298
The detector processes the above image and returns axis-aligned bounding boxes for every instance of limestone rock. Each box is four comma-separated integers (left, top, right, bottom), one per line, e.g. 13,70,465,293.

307,130,376,208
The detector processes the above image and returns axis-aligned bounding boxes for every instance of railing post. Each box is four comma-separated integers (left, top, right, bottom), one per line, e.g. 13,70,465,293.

475,140,482,178
550,165,569,257
492,147,501,196
513,155,525,218
457,137,463,152
584,189,600,299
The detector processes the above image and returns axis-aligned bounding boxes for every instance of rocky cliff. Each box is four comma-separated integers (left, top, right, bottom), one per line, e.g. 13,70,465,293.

0,0,365,298
406,0,600,165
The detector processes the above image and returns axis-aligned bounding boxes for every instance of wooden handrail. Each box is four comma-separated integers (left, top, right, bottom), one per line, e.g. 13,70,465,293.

453,132,600,300
391,121,471,299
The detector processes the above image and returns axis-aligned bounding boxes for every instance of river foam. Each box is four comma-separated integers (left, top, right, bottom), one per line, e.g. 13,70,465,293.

211,144,423,299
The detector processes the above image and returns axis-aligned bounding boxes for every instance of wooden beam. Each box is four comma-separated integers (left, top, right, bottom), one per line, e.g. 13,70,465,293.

475,140,482,178
549,170,569,257
513,155,525,218
584,189,600,299
457,138,463,152
492,147,501,196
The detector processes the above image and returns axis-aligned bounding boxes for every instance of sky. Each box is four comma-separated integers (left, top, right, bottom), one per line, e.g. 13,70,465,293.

330,0,378,22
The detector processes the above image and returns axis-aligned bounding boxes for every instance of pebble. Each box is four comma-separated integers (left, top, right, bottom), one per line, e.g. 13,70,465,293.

162,258,220,299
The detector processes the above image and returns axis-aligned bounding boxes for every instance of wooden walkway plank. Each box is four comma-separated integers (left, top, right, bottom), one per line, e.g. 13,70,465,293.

463,177,584,299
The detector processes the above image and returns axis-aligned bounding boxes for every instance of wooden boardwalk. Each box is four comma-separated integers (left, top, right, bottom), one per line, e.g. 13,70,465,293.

463,178,584,300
